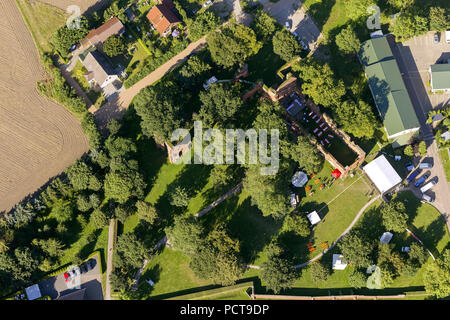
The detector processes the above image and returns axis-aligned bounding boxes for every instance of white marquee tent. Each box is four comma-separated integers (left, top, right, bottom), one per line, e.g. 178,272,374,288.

332,254,347,270
307,211,321,225
292,171,308,188
363,155,402,193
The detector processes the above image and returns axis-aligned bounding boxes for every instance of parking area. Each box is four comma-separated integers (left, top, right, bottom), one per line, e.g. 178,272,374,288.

392,32,450,113
38,254,104,300
260,0,322,51
389,33,450,231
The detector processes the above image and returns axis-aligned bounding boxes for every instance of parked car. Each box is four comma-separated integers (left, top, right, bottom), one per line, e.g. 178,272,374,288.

419,161,432,169
406,168,421,183
421,193,434,203
69,44,77,52
414,173,430,188
80,263,88,274
404,161,414,172
85,258,96,271
401,247,410,252
203,0,212,7
420,180,437,193
434,33,440,44
64,266,81,282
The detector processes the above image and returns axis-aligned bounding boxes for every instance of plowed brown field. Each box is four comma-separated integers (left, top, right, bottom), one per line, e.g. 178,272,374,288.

0,0,89,213
38,0,110,14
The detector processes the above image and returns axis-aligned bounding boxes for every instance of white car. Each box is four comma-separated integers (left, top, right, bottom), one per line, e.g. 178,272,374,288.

203,0,212,7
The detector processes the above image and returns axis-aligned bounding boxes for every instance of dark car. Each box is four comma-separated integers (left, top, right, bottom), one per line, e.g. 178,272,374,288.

414,173,430,188
86,258,96,271
80,263,88,274
404,161,414,172
406,169,422,183
434,33,440,44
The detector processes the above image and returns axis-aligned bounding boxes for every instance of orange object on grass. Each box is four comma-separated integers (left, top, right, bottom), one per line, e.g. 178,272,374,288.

310,173,315,178
309,247,316,252
319,184,325,190
314,178,320,184
321,242,328,248
305,185,311,191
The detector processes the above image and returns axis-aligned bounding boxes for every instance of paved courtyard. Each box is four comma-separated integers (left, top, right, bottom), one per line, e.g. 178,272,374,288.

260,0,322,52
38,254,104,300
393,32,450,112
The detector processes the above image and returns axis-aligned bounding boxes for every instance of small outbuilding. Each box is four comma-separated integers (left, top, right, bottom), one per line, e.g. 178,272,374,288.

332,254,347,270
25,284,42,300
331,169,341,179
292,171,308,187
307,210,321,225
363,155,402,194
441,131,450,141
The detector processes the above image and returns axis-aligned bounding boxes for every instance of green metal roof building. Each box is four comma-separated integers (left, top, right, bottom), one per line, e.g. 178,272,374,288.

430,64,450,92
359,37,420,148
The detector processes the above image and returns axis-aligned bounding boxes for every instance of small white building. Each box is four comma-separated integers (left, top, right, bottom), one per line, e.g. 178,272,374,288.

441,131,450,141
203,76,218,89
307,210,321,225
380,232,393,244
25,284,42,300
363,155,402,194
332,254,347,270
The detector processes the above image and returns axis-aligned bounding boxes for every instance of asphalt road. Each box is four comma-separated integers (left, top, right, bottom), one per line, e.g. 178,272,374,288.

39,254,104,300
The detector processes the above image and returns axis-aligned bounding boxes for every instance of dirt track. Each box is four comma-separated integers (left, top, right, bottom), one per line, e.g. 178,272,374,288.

0,1,89,213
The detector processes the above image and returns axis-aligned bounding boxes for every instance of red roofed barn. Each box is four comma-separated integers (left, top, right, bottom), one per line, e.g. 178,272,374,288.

81,17,125,48
146,0,180,36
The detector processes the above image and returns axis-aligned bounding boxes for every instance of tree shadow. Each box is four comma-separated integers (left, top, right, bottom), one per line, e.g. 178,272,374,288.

227,197,283,263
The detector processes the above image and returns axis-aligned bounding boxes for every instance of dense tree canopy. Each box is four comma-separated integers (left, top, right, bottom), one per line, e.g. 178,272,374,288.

293,58,346,107
51,17,89,56
429,7,448,32
337,230,374,268
260,242,297,293
165,216,204,254
335,26,361,55
197,83,243,126
113,233,148,268
103,35,125,57
309,261,330,283
188,11,221,41
282,136,323,174
207,24,262,68
252,10,276,41
104,167,146,204
335,100,377,139
390,12,428,42
134,81,184,142
272,29,301,62
380,201,408,232
424,249,450,298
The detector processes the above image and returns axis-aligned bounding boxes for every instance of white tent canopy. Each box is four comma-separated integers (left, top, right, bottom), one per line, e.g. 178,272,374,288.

363,155,401,193
307,211,321,225
292,171,308,187
25,284,42,300
332,254,347,270
380,232,393,244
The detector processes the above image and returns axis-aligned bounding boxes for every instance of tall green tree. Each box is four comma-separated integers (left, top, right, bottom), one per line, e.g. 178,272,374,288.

429,7,448,32
293,58,346,107
337,230,374,268
335,26,361,55
188,11,221,41
207,24,262,68
335,100,377,139
380,201,408,233
260,242,297,293
282,136,323,174
197,83,243,126
165,216,204,254
113,233,148,268
104,167,146,204
136,201,158,225
272,29,301,62
423,249,450,298
390,12,429,42
252,10,276,41
309,261,330,283
103,35,125,57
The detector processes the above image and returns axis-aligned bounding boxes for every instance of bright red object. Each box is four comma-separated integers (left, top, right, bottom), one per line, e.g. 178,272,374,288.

332,169,341,179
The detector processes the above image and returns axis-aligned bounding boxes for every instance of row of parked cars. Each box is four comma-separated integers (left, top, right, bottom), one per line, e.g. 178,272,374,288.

64,258,96,283
405,161,437,203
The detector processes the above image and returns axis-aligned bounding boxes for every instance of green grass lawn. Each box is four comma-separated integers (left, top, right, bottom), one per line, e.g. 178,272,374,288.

439,148,450,182
15,0,67,53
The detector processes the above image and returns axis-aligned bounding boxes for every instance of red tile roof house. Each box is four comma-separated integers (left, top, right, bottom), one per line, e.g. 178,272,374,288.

146,0,181,36
80,17,125,49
